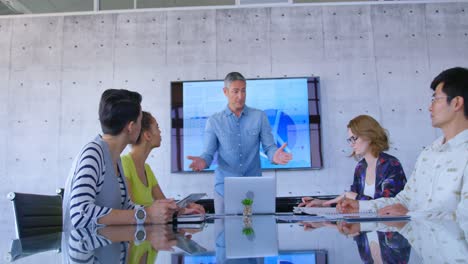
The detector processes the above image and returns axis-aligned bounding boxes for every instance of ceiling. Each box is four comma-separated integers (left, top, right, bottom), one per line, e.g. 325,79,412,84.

0,0,396,16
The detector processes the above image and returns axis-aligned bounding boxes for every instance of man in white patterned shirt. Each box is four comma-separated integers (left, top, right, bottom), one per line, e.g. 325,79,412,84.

62,89,177,230
338,67,468,220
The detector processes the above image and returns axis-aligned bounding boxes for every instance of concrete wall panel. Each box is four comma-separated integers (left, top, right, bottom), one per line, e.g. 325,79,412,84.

62,14,116,71
59,14,117,180
0,68,8,191
0,19,12,67
10,17,63,71
0,19,11,194
166,9,217,80
114,11,168,96
375,60,435,173
216,8,271,78
322,5,374,60
371,4,427,60
6,16,62,198
58,70,107,184
6,71,61,195
270,6,324,77
0,19,12,254
425,3,468,69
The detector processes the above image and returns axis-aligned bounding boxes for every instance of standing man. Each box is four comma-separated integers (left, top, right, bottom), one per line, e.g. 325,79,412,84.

338,67,468,220
187,72,293,213
62,89,178,230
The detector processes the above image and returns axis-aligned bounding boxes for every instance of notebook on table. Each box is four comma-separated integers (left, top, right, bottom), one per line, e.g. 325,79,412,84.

293,207,410,222
224,176,276,215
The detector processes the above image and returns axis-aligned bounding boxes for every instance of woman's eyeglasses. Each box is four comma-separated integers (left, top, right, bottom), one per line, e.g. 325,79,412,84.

346,136,359,144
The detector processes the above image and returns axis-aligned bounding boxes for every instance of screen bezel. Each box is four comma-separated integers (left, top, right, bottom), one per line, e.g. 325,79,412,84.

172,250,328,264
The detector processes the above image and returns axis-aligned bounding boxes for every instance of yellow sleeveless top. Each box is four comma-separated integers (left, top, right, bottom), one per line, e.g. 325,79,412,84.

121,154,158,206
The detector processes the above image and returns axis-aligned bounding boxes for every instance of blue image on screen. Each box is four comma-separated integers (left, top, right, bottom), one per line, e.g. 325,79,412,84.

264,252,316,264
184,252,316,264
183,255,216,264
182,78,311,171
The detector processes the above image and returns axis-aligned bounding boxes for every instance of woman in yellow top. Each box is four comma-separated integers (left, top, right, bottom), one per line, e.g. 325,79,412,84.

122,111,204,264
122,111,205,213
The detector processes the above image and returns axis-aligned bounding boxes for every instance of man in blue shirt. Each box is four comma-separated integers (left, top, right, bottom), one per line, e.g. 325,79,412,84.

187,72,293,213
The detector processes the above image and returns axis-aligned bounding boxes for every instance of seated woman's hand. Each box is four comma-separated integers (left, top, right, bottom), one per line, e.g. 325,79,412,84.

178,203,205,215
298,197,325,207
322,194,345,206
336,222,361,238
147,199,178,224
146,225,177,251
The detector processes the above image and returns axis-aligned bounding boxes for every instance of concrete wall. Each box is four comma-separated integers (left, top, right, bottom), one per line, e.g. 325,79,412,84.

0,1,467,261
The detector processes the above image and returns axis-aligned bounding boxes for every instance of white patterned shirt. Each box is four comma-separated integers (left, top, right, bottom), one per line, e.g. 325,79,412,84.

361,129,468,220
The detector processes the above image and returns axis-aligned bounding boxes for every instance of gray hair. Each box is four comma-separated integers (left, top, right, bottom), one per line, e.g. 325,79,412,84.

224,72,246,88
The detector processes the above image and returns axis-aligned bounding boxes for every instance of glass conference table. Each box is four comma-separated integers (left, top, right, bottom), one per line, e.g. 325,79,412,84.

7,213,468,264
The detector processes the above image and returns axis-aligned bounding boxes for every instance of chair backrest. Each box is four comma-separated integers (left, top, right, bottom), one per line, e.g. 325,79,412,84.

7,192,63,239
56,188,64,200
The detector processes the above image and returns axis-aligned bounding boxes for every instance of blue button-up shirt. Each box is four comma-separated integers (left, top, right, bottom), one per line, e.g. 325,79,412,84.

200,105,278,196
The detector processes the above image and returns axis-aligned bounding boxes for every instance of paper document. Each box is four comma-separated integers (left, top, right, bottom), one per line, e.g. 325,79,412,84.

343,215,411,222
276,214,325,223
293,207,410,222
293,207,376,220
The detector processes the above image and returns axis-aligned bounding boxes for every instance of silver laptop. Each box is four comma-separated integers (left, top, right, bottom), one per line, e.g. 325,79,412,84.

225,215,278,259
224,176,276,215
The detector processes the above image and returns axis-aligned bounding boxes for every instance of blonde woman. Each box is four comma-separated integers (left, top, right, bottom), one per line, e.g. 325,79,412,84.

300,115,407,207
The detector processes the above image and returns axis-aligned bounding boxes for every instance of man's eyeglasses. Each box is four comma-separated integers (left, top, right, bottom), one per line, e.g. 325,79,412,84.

431,96,452,103
346,136,359,144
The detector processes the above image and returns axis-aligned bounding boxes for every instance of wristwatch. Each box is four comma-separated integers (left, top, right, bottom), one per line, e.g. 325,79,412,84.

134,225,146,246
135,207,147,225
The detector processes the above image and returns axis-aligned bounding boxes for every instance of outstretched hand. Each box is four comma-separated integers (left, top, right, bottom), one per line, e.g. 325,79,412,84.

273,143,293,165
187,156,207,172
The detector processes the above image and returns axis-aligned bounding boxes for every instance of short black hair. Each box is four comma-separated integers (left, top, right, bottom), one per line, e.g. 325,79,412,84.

98,89,142,135
431,67,468,117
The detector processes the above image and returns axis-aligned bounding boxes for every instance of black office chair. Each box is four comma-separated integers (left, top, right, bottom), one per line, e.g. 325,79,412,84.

56,188,65,200
7,192,63,239
7,232,62,262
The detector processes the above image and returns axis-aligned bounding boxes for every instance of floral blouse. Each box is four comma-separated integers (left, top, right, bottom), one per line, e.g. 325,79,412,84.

350,152,407,200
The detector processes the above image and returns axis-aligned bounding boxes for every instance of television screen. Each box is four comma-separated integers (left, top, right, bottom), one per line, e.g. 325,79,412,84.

171,77,322,172
173,250,327,264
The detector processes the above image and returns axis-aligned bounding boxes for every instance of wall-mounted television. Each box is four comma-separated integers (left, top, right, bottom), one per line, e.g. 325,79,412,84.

171,77,323,173
171,250,328,264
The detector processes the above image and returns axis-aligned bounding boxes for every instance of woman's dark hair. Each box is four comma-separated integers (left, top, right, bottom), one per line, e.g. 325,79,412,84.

98,89,142,135
135,111,155,144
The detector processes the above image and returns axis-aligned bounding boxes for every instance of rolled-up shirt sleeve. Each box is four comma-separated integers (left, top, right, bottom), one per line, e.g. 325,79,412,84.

200,117,219,167
260,112,277,162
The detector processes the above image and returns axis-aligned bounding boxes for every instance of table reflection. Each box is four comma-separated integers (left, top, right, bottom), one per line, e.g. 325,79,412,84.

8,215,468,264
